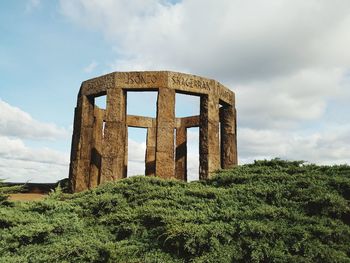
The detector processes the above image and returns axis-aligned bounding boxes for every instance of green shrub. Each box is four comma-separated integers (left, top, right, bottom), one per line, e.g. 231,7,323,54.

0,179,23,205
0,160,349,262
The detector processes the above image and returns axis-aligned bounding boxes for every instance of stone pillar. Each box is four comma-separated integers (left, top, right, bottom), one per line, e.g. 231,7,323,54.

70,95,95,192
175,125,187,181
69,105,81,192
199,93,220,180
155,88,175,178
220,104,238,168
89,107,104,188
145,126,156,176
100,88,127,183
124,127,128,177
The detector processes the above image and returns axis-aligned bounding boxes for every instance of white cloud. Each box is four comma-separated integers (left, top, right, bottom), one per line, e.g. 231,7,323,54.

58,0,350,166
0,136,68,166
59,0,350,79
0,158,68,183
238,126,350,165
0,99,69,140
0,136,69,182
236,67,346,129
0,99,70,182
25,0,41,13
83,61,98,73
127,138,146,176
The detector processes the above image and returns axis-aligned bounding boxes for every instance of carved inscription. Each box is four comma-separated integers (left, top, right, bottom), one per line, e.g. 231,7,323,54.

83,73,114,94
219,88,232,103
125,73,157,85
172,76,210,91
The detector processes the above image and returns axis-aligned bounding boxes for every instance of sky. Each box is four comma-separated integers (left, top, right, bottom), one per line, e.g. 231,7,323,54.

1,0,349,183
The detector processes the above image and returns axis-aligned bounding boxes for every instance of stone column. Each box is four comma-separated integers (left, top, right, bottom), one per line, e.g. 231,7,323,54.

100,88,127,183
175,125,187,181
69,106,80,192
199,93,220,180
89,107,104,188
155,88,175,178
220,104,238,168
145,126,156,176
124,126,128,177
70,95,95,192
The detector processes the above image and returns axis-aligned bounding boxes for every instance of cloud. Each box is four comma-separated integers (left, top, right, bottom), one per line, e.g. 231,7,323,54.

58,0,350,166
60,0,350,79
238,126,350,165
25,0,41,13
83,61,98,73
236,67,347,129
0,136,69,182
0,158,68,183
0,136,68,166
0,99,69,140
127,138,146,176
0,99,70,182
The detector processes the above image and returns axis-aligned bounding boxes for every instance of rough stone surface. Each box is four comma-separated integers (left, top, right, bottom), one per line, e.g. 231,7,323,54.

89,107,104,188
145,127,156,176
155,88,175,179
220,105,238,169
175,126,187,180
69,71,237,192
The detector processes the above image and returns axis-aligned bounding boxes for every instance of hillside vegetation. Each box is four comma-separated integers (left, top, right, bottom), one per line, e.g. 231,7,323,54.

1,159,350,262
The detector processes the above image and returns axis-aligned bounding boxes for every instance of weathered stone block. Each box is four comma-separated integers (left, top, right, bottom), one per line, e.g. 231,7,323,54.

220,105,237,168
175,126,187,180
79,127,93,160
116,71,168,90
80,72,114,96
156,123,175,152
75,159,91,192
155,152,175,179
105,88,126,122
157,88,175,120
100,156,125,183
102,121,126,158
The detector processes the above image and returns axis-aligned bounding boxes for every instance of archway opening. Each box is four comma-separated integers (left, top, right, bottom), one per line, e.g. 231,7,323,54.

127,127,147,177
175,93,200,181
187,127,199,181
126,91,158,176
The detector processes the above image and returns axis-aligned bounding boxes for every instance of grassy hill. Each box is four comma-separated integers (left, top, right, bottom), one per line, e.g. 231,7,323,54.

1,159,350,262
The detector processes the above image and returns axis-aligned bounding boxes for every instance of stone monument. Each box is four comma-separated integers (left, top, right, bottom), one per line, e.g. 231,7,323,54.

69,71,237,192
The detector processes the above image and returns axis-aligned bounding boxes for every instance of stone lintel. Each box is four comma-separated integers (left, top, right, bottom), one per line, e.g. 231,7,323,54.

80,72,114,97
168,71,213,95
127,115,154,128
116,71,168,90
176,115,200,128
216,81,235,106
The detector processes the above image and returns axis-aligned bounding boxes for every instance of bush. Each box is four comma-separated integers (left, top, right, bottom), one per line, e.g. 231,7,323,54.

0,160,349,262
0,179,23,206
